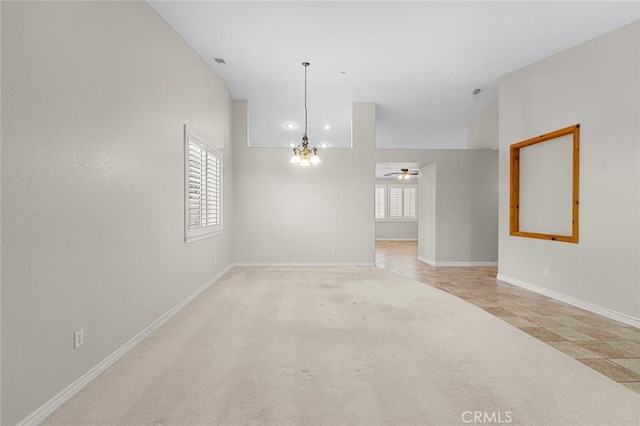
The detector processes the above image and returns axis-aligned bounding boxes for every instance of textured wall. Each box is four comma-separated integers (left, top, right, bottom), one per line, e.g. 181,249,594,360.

1,2,233,423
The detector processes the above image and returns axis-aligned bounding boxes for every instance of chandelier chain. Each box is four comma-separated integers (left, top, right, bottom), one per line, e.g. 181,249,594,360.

303,62,309,139
289,61,320,166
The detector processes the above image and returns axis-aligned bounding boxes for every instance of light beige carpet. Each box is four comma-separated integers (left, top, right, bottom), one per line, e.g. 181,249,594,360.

45,266,640,425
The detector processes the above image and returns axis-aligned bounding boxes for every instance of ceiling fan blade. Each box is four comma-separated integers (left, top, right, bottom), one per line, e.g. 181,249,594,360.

383,172,401,176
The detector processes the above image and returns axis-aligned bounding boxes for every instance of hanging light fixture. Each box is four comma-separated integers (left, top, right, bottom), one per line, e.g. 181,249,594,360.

290,62,321,167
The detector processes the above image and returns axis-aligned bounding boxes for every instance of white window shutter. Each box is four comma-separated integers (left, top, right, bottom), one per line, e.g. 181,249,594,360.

375,185,386,220
403,187,417,219
386,184,418,222
389,187,404,220
185,126,222,242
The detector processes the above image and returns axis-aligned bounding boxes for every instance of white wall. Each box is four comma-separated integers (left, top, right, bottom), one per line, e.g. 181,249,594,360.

376,150,498,265
498,22,640,323
375,222,418,240
0,1,3,417
418,164,436,263
232,101,497,265
1,2,233,423
375,179,418,240
467,101,499,150
233,101,376,264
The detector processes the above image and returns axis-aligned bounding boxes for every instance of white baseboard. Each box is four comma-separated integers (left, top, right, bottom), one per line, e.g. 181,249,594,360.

375,238,418,241
233,262,376,267
435,261,498,267
497,274,640,329
418,256,497,267
417,256,436,266
18,264,234,426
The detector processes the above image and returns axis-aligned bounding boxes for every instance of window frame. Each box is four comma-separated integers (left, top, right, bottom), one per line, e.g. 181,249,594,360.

184,125,223,243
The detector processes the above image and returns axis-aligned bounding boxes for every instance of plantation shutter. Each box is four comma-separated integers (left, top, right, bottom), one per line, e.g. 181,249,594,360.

403,187,417,219
188,142,221,229
375,185,386,220
185,126,222,242
389,187,404,219
387,184,418,222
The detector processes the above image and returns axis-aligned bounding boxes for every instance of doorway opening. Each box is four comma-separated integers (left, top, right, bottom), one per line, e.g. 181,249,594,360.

374,162,422,268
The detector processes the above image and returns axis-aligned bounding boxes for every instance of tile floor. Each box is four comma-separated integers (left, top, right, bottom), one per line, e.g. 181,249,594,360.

375,240,640,394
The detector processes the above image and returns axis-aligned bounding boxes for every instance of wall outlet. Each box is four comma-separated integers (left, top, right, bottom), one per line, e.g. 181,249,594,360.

74,329,84,349
330,247,336,254
543,267,550,276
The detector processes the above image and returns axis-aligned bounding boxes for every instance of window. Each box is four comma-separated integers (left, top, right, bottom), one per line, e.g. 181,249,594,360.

389,185,417,220
184,125,222,242
375,185,386,220
402,186,417,219
375,184,417,222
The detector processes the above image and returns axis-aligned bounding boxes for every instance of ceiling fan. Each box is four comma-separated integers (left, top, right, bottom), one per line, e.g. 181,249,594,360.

384,168,418,180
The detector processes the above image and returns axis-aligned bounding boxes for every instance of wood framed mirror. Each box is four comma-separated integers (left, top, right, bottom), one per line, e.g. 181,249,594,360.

510,124,580,243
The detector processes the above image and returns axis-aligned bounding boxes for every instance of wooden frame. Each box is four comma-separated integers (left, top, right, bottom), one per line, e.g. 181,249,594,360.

510,124,580,243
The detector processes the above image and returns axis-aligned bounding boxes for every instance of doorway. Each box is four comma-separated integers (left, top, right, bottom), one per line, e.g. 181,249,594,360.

374,162,421,267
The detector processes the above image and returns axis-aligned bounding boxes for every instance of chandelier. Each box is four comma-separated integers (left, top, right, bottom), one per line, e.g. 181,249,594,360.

290,62,321,166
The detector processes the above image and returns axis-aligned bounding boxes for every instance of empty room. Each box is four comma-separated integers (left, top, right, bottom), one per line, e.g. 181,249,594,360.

2,1,640,425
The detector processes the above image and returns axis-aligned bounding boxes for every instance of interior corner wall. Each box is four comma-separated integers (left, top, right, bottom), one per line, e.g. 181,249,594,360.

467,101,498,150
498,21,640,322
375,150,498,265
232,101,376,264
418,163,436,263
1,2,233,424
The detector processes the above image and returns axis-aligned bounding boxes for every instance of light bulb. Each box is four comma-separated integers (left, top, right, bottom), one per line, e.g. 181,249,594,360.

398,175,403,180
290,154,300,164
299,158,311,167
310,154,321,165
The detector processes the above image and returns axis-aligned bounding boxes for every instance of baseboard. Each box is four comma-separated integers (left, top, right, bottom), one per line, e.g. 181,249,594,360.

234,262,376,267
417,256,436,266
497,274,640,329
435,261,498,267
375,238,418,241
418,256,497,267
18,264,234,426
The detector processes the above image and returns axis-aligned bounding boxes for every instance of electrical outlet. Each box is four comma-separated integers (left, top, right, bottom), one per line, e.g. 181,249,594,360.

330,247,336,254
543,267,550,276
74,329,84,349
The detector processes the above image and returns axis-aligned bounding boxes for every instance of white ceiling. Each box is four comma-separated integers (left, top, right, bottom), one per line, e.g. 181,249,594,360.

148,1,639,149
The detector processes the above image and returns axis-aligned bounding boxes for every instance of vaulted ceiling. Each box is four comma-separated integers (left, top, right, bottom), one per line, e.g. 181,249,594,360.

148,1,639,149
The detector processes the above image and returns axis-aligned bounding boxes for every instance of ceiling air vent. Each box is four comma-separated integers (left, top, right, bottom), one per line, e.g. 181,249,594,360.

213,58,228,65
